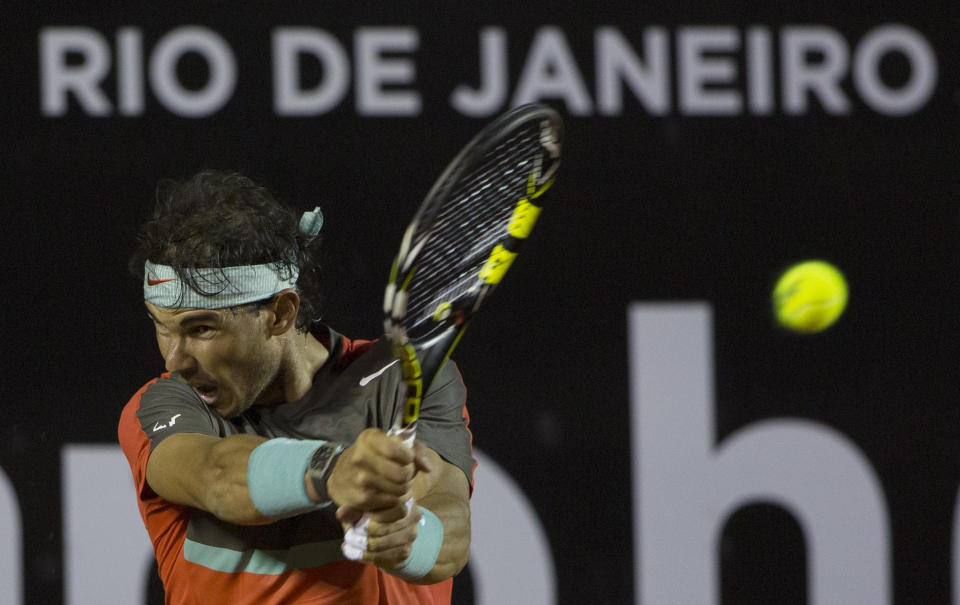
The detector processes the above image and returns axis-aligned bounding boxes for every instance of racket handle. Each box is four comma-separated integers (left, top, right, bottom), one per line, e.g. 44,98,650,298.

387,422,417,447
342,423,417,561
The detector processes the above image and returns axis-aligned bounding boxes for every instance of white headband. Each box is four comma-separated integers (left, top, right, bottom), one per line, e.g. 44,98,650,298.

142,206,323,309
144,261,298,309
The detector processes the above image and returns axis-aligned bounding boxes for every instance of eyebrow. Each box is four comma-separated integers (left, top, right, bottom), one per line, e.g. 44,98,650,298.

146,310,222,329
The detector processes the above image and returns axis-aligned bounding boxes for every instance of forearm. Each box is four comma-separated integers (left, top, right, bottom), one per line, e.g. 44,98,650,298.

398,449,471,584
200,434,274,524
412,490,472,584
148,433,273,525
152,430,416,528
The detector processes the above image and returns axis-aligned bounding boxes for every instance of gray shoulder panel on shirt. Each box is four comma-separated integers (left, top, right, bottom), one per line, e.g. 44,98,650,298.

136,377,226,451
416,359,475,483
257,338,476,484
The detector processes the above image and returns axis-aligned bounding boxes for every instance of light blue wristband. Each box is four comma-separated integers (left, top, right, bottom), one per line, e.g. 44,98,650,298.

247,438,327,518
389,506,444,581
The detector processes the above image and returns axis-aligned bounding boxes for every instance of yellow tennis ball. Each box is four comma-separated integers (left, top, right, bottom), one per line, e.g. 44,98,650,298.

772,260,848,333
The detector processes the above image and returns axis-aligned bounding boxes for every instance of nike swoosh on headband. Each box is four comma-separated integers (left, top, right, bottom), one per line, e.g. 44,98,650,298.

147,277,178,286
359,360,399,386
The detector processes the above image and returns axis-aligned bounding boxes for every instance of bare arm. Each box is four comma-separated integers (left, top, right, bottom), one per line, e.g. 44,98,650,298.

145,432,272,525
409,446,472,583
147,429,418,526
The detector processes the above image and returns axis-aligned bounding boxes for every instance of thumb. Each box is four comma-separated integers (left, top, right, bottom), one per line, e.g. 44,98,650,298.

336,505,364,527
412,441,434,473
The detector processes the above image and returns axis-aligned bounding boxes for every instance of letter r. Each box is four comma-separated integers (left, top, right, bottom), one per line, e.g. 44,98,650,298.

39,27,113,116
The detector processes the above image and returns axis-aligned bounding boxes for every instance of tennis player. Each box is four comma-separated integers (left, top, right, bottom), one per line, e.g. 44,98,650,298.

118,170,474,604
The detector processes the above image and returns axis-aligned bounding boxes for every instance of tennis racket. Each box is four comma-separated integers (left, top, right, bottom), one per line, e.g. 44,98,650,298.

341,102,563,560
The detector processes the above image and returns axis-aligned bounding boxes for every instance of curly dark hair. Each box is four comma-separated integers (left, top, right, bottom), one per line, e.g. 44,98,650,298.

128,169,323,332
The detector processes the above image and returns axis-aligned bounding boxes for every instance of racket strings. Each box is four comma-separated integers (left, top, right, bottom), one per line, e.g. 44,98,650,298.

400,125,547,335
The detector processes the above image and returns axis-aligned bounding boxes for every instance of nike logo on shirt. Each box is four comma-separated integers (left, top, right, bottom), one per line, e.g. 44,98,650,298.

359,360,399,386
152,413,182,432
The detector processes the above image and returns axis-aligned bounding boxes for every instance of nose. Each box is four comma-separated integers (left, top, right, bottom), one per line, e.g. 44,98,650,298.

162,336,196,374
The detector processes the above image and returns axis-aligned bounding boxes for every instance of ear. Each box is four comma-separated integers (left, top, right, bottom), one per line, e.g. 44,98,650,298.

268,290,301,335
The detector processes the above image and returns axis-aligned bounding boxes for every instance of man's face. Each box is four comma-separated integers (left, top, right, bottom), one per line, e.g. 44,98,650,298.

145,301,282,419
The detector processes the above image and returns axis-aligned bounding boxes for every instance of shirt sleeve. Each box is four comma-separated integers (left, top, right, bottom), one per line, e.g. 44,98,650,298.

118,376,223,500
135,377,222,451
414,360,476,487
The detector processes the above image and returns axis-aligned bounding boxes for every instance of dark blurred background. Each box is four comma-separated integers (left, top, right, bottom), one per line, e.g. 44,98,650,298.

1,2,958,603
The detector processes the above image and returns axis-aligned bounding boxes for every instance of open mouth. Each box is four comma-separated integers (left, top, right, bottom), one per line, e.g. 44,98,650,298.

192,384,219,406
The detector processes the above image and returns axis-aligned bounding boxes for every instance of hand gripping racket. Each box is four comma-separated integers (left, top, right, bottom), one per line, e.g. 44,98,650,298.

341,103,563,561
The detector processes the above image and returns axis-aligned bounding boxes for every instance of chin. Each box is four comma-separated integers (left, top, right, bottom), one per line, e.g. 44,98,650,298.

211,399,240,419
221,399,256,420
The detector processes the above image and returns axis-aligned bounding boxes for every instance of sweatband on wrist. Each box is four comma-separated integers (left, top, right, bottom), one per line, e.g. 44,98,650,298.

247,438,330,518
389,507,444,581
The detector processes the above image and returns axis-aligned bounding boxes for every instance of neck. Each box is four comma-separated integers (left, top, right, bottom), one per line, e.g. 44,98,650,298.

256,330,329,406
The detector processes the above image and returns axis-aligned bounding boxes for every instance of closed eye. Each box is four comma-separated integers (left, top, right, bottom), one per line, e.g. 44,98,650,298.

191,325,215,337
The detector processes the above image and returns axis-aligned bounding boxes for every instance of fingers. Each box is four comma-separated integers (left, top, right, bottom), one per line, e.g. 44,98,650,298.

336,505,364,526
337,502,408,527
328,429,417,511
350,504,423,567
368,501,413,525
412,440,434,474
359,428,417,465
350,430,416,487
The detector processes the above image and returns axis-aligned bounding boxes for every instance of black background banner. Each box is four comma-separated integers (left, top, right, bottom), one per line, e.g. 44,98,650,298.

2,1,960,603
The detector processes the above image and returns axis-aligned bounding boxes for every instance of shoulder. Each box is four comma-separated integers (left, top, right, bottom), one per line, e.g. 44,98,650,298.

119,373,223,451
119,376,165,445
425,359,466,402
338,334,377,366
136,374,208,415
311,323,381,371
119,374,189,425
